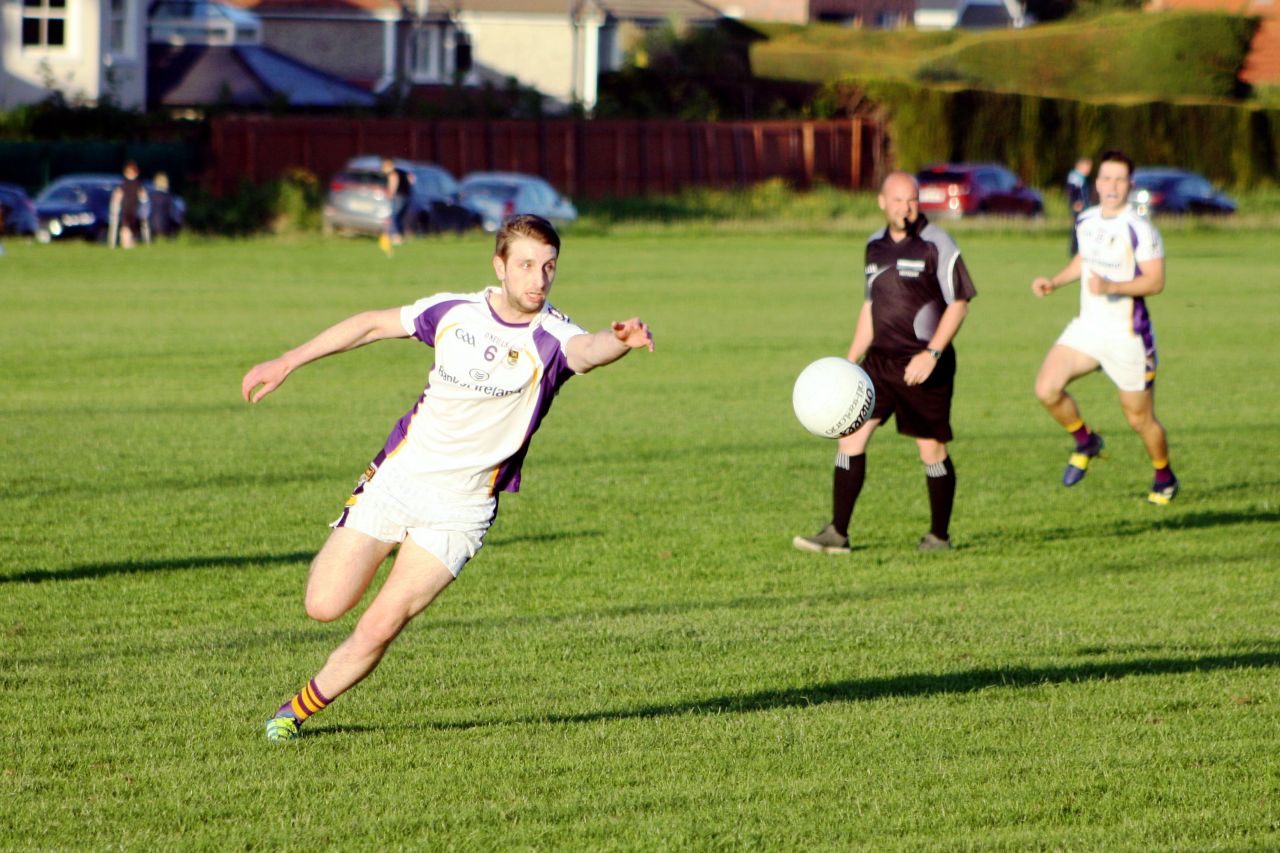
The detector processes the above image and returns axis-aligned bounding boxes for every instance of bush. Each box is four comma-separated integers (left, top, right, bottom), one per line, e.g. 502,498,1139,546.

912,12,1258,101
821,79,1280,189
184,168,322,236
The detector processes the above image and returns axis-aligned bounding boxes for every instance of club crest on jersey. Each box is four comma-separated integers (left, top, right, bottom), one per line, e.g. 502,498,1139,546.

896,259,925,278
506,349,519,366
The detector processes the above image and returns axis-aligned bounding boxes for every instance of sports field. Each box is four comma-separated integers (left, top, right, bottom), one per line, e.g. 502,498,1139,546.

2,224,1277,848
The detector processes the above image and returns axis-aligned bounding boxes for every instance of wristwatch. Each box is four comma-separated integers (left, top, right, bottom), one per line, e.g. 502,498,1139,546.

926,348,942,360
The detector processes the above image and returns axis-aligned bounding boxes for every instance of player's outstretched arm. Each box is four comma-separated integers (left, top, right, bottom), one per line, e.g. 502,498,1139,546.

241,308,408,403
565,317,654,374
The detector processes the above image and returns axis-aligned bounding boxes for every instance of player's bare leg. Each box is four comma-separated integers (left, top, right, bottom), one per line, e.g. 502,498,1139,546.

1036,345,1106,486
267,535,454,741
916,438,954,551
309,536,454,699
1034,344,1098,428
794,419,880,554
1119,387,1178,503
304,527,397,622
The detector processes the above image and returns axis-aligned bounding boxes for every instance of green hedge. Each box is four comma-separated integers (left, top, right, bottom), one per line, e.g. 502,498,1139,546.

914,12,1257,101
831,80,1280,189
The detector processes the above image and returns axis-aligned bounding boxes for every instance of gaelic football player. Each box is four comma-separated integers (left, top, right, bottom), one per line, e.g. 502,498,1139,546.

1031,149,1179,504
242,215,654,741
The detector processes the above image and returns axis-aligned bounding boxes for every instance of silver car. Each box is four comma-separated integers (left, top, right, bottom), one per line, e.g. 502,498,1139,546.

457,171,578,233
322,156,478,237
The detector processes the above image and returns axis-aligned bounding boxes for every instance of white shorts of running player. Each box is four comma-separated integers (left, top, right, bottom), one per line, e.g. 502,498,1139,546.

1056,318,1156,393
332,481,496,578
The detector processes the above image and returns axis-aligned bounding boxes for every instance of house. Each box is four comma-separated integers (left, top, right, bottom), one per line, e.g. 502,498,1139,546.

808,0,916,27
914,0,1024,28
223,0,463,94
147,1,376,110
705,0,809,23
220,0,724,112
1,0,147,109
453,0,726,110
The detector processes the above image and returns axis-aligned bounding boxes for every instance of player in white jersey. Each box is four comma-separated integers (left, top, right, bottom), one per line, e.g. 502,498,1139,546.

242,215,654,741
1031,150,1179,505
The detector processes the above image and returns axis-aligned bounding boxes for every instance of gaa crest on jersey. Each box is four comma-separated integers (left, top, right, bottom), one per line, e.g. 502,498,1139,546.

896,259,925,278
506,349,519,366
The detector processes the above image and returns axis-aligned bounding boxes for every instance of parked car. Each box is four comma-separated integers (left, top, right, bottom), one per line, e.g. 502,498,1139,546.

916,164,1043,218
322,156,480,237
34,173,184,243
457,172,578,233
0,182,38,236
1130,168,1235,216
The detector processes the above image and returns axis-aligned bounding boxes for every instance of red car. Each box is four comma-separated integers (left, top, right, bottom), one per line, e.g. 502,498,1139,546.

916,164,1043,218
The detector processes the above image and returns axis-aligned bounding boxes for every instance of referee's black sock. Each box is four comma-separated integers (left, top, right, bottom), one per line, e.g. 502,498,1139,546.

832,453,866,539
924,456,956,541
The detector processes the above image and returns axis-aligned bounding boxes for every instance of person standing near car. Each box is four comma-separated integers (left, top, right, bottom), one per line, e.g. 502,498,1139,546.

1031,149,1179,505
149,172,175,240
1065,157,1092,256
380,158,414,251
793,171,976,554
110,161,148,249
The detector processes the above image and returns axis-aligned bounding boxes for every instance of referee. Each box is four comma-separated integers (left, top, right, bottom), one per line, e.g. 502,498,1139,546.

794,171,976,553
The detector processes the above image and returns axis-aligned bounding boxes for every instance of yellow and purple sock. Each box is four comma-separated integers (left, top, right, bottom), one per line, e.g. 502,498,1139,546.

1065,419,1091,448
1153,459,1176,486
277,678,330,725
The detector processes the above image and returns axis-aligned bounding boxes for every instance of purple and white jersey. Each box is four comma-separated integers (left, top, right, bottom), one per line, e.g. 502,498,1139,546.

1075,204,1164,338
371,288,587,499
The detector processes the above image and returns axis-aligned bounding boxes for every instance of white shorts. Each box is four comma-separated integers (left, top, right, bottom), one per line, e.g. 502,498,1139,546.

331,476,496,577
1056,318,1156,393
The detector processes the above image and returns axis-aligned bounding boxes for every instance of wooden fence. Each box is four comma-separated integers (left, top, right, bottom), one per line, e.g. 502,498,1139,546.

208,116,888,198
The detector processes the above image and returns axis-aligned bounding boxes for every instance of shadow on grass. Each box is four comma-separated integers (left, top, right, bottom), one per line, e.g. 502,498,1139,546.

0,551,315,584
415,645,1280,732
485,529,604,547
970,507,1280,546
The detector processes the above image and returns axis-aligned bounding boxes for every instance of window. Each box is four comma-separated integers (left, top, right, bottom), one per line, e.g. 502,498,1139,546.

109,0,131,55
22,0,67,48
409,27,438,81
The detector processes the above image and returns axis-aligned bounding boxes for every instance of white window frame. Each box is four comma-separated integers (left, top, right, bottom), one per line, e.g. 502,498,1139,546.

107,0,136,59
20,0,70,51
408,26,441,83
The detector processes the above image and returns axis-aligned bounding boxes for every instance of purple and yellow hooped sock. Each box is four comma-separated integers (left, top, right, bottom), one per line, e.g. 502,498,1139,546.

278,678,330,724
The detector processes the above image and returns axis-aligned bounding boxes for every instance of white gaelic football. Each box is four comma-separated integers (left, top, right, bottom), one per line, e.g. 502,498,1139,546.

792,357,876,439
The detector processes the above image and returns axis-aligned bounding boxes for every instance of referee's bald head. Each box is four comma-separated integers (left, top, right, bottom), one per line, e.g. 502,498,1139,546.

880,171,918,195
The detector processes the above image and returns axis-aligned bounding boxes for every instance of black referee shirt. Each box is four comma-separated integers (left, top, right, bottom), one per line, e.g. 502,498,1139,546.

863,214,977,360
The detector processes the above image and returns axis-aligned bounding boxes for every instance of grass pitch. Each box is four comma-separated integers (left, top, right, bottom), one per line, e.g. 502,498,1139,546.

1,224,1277,849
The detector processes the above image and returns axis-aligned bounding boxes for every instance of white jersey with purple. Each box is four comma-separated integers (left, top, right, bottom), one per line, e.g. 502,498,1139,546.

377,287,587,497
1075,204,1163,334
1057,204,1164,391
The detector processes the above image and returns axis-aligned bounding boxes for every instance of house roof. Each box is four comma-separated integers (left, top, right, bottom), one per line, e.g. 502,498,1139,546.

226,0,400,11
956,0,1011,26
148,43,377,107
225,0,723,19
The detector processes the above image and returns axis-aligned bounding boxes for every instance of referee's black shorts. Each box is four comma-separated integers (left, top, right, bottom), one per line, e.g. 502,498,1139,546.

862,348,956,443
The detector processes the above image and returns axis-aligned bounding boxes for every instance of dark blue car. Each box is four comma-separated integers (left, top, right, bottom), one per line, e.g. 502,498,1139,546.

0,182,38,236
1131,168,1235,216
35,173,185,243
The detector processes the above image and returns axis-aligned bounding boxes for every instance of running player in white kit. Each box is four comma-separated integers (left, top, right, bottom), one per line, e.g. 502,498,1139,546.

1031,150,1179,505
242,215,654,741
